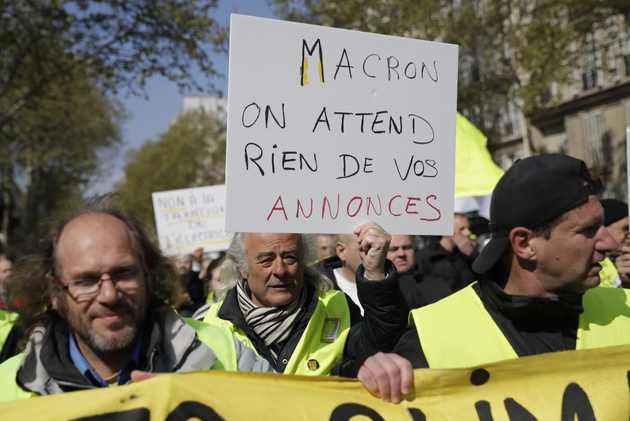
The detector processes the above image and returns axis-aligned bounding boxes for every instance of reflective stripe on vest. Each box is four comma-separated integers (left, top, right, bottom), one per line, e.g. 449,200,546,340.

410,283,630,369
598,257,619,288
203,291,350,375
0,310,17,354
183,318,238,371
0,353,36,402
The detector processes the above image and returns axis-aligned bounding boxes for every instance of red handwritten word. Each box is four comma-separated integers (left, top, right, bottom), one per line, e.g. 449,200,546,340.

266,193,441,222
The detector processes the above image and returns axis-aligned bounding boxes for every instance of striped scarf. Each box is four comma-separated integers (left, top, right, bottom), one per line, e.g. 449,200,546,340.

236,280,307,364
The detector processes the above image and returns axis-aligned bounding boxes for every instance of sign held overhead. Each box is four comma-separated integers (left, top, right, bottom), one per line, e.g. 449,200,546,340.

226,15,458,234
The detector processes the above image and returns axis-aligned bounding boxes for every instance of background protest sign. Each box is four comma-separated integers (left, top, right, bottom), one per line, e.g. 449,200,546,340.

2,344,630,420
151,185,231,256
225,15,459,235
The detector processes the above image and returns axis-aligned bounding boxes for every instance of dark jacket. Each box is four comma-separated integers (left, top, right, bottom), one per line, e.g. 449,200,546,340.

184,269,205,303
217,262,405,376
401,265,453,308
416,238,479,292
315,257,441,317
394,279,584,368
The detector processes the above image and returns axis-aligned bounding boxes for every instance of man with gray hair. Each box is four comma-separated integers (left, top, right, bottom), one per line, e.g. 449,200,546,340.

201,222,405,376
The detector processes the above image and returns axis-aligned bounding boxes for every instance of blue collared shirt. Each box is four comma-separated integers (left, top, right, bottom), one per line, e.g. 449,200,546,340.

69,334,142,387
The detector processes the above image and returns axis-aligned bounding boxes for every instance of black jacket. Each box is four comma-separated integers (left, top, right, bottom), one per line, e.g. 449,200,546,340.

402,265,453,307
315,257,441,317
415,238,479,292
394,279,583,368
217,262,405,376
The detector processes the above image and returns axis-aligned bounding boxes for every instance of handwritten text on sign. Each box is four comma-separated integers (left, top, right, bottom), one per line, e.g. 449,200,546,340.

225,15,459,235
152,185,231,256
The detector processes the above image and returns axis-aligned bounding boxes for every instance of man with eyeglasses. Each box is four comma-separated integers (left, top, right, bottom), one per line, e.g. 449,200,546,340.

0,196,272,401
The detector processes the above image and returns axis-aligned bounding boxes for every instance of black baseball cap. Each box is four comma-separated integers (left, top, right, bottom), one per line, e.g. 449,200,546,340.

472,155,601,274
600,199,628,227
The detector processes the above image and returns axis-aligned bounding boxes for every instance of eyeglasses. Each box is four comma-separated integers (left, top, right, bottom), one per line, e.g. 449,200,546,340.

52,270,143,302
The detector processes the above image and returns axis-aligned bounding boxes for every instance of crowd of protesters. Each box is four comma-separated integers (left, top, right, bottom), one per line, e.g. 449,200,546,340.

1,154,630,404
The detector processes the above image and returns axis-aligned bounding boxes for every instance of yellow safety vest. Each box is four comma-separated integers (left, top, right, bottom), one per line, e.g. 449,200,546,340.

411,283,630,369
0,319,238,401
203,290,350,375
599,257,619,288
0,354,36,401
0,309,17,355
183,318,238,371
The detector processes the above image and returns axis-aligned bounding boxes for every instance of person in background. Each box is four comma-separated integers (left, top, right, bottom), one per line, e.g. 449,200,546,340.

315,234,334,261
387,235,452,306
416,213,479,292
0,254,13,311
192,252,226,320
600,199,630,288
317,234,364,314
0,254,20,363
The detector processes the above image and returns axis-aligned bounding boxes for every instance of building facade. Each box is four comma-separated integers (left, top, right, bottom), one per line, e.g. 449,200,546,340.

464,13,630,200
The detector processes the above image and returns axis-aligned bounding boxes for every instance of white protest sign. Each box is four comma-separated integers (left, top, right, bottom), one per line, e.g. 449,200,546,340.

226,15,458,234
152,185,231,256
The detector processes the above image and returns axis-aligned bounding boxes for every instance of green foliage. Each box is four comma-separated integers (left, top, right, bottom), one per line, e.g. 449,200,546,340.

0,68,126,253
117,108,226,228
0,0,226,129
0,0,227,253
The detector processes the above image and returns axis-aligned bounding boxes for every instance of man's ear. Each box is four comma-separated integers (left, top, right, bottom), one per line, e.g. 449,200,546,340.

335,242,346,261
510,227,537,261
239,269,247,279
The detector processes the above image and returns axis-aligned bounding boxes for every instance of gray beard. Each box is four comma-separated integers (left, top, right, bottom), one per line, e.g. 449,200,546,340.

79,323,140,353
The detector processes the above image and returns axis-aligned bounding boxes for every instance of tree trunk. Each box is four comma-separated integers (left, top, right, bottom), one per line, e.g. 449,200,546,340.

1,160,14,254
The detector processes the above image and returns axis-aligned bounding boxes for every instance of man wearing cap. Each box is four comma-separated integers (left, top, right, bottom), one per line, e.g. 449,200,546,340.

599,199,629,288
387,154,630,369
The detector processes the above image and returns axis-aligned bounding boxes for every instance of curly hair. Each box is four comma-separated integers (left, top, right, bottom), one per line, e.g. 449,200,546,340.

6,194,180,338
214,232,333,302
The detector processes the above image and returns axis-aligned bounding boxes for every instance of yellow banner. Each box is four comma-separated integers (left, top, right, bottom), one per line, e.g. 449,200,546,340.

2,344,629,420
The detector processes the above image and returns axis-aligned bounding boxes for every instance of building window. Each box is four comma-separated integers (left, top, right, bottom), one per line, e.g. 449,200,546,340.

503,101,521,136
582,33,601,90
544,124,567,154
582,109,604,164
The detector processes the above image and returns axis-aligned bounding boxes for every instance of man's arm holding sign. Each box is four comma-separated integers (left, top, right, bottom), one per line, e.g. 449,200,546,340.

333,222,407,376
